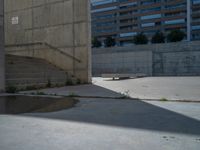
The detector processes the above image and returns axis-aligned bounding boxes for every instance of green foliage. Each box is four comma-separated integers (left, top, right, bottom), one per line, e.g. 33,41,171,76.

151,31,165,43
76,78,81,84
167,29,185,42
6,86,18,93
8,61,14,65
46,79,51,88
92,37,102,48
160,98,168,101
25,86,37,91
133,33,148,45
68,92,79,97
120,90,130,99
104,36,116,47
36,91,46,95
66,79,73,86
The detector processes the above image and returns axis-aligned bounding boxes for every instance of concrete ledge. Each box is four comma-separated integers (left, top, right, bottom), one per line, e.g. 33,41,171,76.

102,74,146,79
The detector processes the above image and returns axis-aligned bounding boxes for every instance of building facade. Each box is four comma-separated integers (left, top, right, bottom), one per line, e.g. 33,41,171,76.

0,0,5,91
191,0,200,40
91,0,200,46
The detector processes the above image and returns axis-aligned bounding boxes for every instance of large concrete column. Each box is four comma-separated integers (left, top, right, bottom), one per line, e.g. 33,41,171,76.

5,0,91,83
0,0,5,92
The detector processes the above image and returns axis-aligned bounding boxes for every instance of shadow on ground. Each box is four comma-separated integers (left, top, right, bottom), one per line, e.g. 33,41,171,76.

5,85,200,136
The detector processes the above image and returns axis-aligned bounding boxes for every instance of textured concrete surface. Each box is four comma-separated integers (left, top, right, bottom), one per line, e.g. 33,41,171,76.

21,77,200,101
0,98,200,150
93,50,152,76
6,55,69,89
5,0,91,83
0,0,5,92
93,41,200,76
93,77,200,101
20,84,123,98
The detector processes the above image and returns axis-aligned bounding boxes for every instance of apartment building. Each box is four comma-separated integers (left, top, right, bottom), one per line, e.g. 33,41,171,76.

191,0,200,40
91,0,200,46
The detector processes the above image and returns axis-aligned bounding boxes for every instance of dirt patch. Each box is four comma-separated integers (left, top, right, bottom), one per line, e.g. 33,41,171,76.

0,95,78,114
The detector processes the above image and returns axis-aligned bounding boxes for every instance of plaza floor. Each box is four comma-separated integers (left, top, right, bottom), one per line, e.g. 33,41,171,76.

0,77,200,150
93,77,200,101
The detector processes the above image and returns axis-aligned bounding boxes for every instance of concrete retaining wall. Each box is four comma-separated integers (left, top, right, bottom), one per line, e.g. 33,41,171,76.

4,0,91,83
0,0,5,91
93,51,152,76
92,41,200,76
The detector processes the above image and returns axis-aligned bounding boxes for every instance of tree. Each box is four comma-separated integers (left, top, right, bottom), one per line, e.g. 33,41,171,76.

133,33,148,45
167,29,185,42
151,31,165,44
104,36,116,47
92,37,102,48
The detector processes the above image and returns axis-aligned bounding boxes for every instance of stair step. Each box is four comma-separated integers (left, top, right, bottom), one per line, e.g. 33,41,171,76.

6,55,45,62
6,82,66,90
6,59,51,64
6,78,67,85
6,54,77,89
6,67,64,72
6,62,60,69
6,72,68,79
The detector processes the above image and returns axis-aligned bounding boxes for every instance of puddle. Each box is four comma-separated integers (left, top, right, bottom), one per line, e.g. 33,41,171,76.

0,96,78,114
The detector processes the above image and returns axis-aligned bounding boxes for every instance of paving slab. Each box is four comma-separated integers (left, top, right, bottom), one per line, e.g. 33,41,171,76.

93,77,200,101
0,98,200,150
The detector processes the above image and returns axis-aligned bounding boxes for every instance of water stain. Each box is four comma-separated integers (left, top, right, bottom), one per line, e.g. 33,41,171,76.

0,96,78,114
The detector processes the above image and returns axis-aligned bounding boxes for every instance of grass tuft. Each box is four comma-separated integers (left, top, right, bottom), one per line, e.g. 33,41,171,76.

160,98,168,101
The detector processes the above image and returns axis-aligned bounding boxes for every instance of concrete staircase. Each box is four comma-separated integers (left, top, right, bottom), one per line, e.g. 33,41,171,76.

6,54,73,90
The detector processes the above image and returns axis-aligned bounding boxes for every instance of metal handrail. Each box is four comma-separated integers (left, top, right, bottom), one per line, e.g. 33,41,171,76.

5,42,81,63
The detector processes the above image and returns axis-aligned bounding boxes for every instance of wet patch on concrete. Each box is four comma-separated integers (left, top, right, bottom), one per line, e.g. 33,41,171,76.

0,96,78,114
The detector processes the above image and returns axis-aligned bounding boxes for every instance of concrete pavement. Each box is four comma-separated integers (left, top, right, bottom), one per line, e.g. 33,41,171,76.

21,77,200,101
93,77,200,101
20,84,123,98
1,77,200,149
0,98,200,150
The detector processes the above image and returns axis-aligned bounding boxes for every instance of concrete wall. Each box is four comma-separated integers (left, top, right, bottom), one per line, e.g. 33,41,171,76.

4,0,91,83
0,0,5,92
92,50,152,76
92,41,200,76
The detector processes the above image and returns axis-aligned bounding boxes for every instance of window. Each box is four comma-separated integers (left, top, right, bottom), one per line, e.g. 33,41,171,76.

165,19,185,25
120,32,137,37
141,14,161,20
141,22,155,27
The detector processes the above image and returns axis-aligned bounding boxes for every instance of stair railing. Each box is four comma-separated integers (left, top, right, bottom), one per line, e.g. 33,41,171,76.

5,42,81,63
